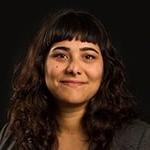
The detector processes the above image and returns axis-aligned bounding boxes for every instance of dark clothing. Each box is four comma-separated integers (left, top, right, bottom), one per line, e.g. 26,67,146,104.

111,119,150,150
0,119,150,150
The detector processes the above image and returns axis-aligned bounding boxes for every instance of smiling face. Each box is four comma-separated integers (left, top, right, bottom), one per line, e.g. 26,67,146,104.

45,39,104,107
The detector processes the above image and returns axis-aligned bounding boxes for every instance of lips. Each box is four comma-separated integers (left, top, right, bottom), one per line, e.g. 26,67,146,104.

60,80,88,87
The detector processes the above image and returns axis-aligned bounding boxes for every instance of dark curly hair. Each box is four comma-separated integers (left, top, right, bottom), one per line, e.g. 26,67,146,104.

7,9,137,150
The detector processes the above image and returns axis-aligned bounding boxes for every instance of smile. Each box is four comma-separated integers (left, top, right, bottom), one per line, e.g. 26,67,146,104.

60,80,88,87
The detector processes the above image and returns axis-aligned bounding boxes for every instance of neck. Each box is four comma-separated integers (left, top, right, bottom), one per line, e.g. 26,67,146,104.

57,102,86,135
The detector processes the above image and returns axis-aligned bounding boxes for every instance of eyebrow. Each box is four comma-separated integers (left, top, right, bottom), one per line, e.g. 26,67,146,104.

51,46,100,54
51,46,70,52
80,47,99,54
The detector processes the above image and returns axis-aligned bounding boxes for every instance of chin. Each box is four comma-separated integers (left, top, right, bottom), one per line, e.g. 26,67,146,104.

56,97,89,107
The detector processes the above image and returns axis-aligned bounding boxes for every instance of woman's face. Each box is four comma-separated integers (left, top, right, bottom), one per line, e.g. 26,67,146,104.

45,39,103,106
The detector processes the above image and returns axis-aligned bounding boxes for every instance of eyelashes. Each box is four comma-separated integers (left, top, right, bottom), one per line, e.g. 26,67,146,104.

50,53,97,62
84,55,96,60
51,53,69,60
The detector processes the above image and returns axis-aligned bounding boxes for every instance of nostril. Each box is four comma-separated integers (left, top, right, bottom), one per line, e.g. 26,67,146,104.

77,71,81,75
65,65,82,76
65,69,81,76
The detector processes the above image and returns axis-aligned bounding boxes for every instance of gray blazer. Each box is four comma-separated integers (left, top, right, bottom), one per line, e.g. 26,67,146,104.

0,119,150,150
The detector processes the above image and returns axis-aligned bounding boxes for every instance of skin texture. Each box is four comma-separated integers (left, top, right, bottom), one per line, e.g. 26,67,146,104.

44,39,104,149
45,39,104,109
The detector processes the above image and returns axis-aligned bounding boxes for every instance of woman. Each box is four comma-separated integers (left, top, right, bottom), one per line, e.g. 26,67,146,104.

0,9,150,150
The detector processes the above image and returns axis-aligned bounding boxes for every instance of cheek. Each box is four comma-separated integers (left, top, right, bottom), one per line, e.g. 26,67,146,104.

45,64,60,78
90,69,103,82
45,64,61,89
88,64,103,82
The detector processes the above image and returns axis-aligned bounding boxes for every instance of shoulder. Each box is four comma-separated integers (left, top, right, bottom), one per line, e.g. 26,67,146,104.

112,119,150,150
0,123,16,150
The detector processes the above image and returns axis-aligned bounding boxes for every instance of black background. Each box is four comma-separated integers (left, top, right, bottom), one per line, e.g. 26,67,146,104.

0,1,150,128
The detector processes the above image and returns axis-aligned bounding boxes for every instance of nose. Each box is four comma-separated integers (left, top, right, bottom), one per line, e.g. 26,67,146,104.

65,58,82,76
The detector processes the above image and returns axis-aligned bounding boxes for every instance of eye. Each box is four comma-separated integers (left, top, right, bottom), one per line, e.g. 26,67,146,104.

84,55,96,61
52,53,69,60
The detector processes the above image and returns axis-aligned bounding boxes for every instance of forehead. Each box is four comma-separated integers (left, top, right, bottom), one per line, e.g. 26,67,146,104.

50,39,100,51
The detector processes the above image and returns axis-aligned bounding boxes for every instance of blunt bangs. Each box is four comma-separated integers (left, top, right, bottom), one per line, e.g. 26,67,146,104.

45,10,107,49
